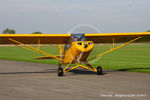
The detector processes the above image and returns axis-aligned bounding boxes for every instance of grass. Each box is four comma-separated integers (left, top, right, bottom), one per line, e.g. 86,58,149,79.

0,45,59,65
0,43,150,73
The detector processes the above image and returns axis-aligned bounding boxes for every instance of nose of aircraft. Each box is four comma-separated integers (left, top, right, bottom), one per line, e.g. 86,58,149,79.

75,41,94,52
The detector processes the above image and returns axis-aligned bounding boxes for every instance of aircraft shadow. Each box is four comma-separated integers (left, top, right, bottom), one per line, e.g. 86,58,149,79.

118,68,150,71
69,69,107,75
0,68,108,75
0,69,57,75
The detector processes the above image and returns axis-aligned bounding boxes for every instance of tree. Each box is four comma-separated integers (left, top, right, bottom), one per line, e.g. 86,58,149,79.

146,30,150,32
2,28,9,34
2,28,15,34
32,31,42,34
8,30,15,34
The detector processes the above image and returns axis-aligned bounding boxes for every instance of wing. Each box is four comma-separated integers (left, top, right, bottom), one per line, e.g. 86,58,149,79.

85,32,150,43
0,34,71,44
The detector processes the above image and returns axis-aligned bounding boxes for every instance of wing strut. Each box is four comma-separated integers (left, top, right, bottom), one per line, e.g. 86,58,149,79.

59,44,63,64
8,38,66,62
88,36,143,61
37,38,40,49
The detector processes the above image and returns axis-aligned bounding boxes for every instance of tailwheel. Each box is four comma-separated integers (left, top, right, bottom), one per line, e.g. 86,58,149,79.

97,66,103,75
57,65,64,76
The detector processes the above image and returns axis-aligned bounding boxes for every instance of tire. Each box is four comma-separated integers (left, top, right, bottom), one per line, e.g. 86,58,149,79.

97,66,103,75
57,66,64,76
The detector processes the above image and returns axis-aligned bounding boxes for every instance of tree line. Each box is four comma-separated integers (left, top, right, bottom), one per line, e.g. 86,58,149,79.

1,28,42,34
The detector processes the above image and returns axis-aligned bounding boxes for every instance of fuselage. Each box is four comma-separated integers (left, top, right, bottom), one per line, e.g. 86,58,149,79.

63,41,94,63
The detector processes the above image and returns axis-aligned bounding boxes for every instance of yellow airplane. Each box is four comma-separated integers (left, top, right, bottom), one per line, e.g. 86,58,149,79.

0,32,150,76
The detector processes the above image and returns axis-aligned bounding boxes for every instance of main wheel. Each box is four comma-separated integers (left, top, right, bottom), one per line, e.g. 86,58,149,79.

57,66,64,76
97,66,103,75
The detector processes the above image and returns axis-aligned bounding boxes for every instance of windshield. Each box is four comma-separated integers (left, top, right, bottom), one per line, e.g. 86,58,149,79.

71,34,86,42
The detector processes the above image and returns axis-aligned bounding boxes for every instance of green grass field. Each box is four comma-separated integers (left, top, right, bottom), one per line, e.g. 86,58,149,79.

0,43,150,73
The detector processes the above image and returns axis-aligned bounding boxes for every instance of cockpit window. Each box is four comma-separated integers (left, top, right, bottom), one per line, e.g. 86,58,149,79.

71,33,86,42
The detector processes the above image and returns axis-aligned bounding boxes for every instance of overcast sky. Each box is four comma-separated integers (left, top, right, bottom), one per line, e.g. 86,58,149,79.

0,0,150,34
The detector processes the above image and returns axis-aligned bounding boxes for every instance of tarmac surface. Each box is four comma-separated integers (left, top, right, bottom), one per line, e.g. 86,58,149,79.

0,60,149,100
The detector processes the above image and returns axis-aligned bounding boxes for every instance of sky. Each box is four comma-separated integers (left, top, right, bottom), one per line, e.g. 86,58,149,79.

0,0,150,34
